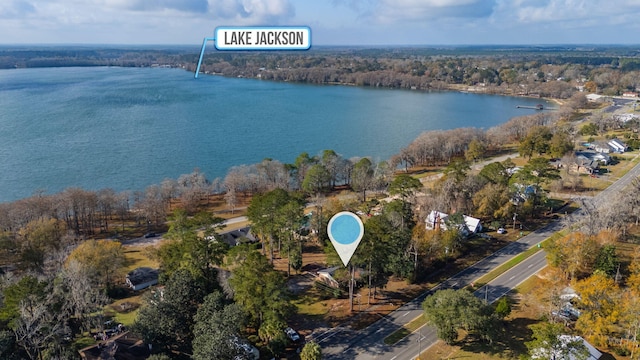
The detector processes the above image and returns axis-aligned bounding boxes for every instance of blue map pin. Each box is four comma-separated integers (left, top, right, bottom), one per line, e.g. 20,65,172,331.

327,211,364,267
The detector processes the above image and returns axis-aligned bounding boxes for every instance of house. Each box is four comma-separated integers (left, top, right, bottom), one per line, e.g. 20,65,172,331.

591,142,611,154
216,226,258,247
426,210,449,231
576,150,610,165
574,155,599,174
592,152,611,165
464,216,483,234
561,152,602,174
512,184,538,203
531,335,602,360
126,267,159,291
613,113,639,123
559,286,580,301
79,332,150,360
585,94,603,102
425,210,482,236
607,138,628,153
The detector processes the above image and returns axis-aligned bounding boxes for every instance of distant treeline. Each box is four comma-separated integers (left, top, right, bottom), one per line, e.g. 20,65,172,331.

0,47,198,69
3,45,640,97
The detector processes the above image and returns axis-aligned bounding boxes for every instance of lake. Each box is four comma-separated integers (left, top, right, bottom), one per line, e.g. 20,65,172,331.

0,66,549,202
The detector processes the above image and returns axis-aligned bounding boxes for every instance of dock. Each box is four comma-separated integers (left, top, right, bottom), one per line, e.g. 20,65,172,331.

516,104,545,110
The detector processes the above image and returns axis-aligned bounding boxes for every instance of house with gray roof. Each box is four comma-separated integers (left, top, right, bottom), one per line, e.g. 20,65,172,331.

126,267,159,291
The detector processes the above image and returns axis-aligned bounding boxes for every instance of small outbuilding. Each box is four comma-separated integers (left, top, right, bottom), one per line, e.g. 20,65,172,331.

316,266,341,289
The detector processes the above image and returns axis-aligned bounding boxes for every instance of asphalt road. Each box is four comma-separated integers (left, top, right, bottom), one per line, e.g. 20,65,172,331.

317,154,640,360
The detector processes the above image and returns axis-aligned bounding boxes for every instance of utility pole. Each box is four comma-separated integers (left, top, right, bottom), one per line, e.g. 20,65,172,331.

349,264,355,312
513,213,518,230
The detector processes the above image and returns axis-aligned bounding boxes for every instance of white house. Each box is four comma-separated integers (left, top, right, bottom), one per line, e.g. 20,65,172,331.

607,138,628,153
425,210,482,236
613,113,639,123
592,152,611,165
425,210,449,231
585,94,603,102
531,335,602,360
126,267,159,291
464,216,482,234
592,142,611,154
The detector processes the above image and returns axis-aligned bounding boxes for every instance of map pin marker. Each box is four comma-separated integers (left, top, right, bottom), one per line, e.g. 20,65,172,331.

327,211,364,267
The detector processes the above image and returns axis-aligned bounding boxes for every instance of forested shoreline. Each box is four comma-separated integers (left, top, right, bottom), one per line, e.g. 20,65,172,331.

3,45,640,98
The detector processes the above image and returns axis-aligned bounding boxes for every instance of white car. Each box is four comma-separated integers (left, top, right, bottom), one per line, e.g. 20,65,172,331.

497,228,506,234
284,327,300,342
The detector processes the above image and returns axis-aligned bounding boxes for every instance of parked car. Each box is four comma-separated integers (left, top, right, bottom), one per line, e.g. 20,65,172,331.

497,228,506,234
284,327,300,342
144,232,157,238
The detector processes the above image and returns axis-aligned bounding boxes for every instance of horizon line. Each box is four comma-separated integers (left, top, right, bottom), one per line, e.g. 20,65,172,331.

1,43,640,48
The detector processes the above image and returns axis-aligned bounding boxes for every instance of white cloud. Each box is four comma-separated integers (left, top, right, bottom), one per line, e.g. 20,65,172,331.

128,0,209,13
376,0,495,22
4,0,294,23
0,0,35,19
1,0,296,43
493,0,640,26
208,0,295,24
392,0,483,7
338,0,495,21
4,0,640,44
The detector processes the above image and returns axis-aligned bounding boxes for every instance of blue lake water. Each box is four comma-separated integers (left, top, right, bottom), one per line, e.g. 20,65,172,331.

0,66,549,203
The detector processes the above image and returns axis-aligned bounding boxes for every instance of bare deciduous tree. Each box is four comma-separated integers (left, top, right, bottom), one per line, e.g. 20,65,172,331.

13,295,61,360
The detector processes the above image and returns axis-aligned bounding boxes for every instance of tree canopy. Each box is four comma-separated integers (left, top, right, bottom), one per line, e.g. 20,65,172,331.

155,209,227,292
65,239,124,288
192,291,246,360
422,289,498,344
228,251,293,328
133,269,206,355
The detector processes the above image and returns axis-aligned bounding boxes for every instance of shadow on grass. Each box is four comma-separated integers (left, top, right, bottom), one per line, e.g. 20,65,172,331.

458,317,537,358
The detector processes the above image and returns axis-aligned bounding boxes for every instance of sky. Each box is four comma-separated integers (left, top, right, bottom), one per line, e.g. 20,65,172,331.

1,0,640,46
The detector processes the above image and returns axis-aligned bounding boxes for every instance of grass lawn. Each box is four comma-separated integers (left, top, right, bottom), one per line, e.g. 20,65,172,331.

106,295,143,327
122,245,159,273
